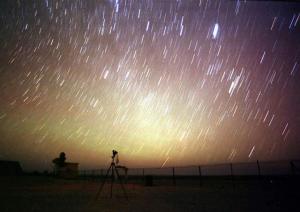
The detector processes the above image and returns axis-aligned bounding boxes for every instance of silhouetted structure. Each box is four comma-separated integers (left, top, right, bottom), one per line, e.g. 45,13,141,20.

52,152,66,167
145,175,153,186
52,152,78,178
0,160,23,176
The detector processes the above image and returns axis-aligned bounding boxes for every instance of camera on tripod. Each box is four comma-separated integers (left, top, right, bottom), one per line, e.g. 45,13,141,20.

95,149,128,200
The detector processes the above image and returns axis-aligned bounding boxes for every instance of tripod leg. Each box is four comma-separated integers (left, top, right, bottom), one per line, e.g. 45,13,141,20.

95,165,112,200
110,167,114,198
114,167,128,200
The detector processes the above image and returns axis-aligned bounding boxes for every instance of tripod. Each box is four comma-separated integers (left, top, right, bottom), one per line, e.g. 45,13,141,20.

95,153,128,200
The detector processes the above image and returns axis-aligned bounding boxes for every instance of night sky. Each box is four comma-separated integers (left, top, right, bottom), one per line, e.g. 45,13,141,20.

0,0,300,171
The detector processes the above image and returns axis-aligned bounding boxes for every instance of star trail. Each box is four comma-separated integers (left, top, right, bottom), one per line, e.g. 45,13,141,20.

0,0,299,170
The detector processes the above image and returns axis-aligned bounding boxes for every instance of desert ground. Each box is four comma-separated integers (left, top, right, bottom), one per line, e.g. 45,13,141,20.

0,176,299,212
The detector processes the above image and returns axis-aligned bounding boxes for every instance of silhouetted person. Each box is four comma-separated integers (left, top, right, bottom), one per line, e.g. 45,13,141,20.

52,152,66,167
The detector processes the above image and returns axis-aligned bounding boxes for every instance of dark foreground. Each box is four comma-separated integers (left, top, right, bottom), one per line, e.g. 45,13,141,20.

0,176,299,212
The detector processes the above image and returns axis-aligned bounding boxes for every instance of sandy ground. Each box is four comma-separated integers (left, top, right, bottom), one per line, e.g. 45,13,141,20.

0,176,299,211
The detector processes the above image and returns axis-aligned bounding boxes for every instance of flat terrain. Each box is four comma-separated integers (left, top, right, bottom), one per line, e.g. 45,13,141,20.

0,176,299,211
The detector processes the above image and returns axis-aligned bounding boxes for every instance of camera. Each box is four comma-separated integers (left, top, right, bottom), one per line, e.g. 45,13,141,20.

112,150,118,159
